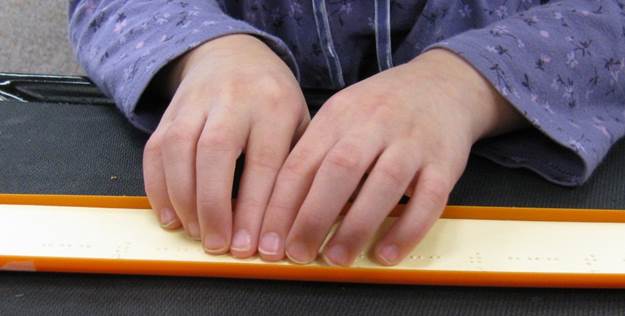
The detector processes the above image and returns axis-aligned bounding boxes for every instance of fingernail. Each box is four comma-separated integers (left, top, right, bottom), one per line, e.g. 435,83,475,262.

286,241,313,264
159,208,177,227
203,233,227,253
323,244,348,266
231,229,251,252
378,244,399,265
259,232,281,256
187,222,201,240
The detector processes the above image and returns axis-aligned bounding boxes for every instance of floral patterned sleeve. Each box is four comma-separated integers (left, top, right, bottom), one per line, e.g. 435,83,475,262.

426,1,625,186
68,0,298,132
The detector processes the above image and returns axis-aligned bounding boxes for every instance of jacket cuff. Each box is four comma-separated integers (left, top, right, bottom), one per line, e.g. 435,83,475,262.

426,30,599,186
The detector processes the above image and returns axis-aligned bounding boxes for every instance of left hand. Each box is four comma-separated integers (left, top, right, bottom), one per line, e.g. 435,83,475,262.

256,49,527,266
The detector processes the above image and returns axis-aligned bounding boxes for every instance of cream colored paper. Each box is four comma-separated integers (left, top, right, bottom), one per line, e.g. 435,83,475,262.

1,204,624,273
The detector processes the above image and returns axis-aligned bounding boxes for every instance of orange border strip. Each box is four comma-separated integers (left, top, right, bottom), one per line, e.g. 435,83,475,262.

2,193,625,223
0,194,151,209
3,255,625,288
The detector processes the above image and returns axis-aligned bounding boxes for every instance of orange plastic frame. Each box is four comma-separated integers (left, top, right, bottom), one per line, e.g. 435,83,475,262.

2,193,625,288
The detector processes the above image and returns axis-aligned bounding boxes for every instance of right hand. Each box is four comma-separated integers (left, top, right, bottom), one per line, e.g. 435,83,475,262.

143,34,309,257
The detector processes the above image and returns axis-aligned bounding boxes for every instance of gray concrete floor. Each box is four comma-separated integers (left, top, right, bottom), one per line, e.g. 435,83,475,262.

0,0,84,75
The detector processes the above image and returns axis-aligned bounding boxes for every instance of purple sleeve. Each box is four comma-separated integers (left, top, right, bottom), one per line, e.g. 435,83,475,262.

427,1,625,186
68,0,299,132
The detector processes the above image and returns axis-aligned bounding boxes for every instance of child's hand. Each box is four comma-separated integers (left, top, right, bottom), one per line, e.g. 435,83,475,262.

258,49,527,266
143,35,309,256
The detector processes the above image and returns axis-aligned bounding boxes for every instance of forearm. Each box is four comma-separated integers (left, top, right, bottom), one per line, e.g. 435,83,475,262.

161,34,285,99
68,0,298,132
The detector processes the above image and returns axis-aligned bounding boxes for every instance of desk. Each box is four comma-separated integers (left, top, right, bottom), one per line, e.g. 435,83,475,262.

1,74,624,314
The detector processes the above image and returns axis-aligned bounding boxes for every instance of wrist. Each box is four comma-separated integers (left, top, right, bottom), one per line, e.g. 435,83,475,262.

162,34,270,98
413,49,528,142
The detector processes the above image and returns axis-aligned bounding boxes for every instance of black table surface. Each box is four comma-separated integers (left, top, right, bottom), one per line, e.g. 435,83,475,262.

1,77,625,314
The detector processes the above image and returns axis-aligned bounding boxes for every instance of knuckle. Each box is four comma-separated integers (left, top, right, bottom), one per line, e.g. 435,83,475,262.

254,77,305,121
280,148,314,178
371,103,397,122
325,143,363,172
326,90,397,123
361,101,397,125
418,172,451,207
323,90,352,113
197,194,226,213
377,162,409,188
144,133,163,156
164,126,197,145
197,129,235,152
266,198,294,215
280,161,305,182
236,197,266,211
247,146,282,173
254,76,288,100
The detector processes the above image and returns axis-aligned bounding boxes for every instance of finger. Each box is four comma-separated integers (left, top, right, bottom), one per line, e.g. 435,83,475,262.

373,166,453,265
284,134,383,264
257,119,335,261
196,108,249,254
230,116,299,258
291,107,311,147
161,111,207,240
143,126,181,230
322,143,419,266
